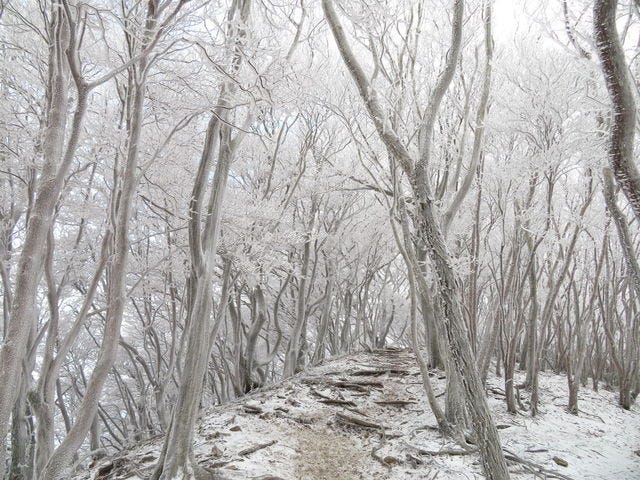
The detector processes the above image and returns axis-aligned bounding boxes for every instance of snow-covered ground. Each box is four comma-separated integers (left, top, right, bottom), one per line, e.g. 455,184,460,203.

78,349,640,479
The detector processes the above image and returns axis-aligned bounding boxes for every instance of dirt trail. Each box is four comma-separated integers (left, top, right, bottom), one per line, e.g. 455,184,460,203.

293,426,364,480
73,348,640,480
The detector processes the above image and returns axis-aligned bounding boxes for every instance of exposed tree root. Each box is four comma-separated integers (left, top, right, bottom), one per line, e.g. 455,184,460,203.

238,440,278,457
405,443,575,480
503,449,574,480
335,411,387,430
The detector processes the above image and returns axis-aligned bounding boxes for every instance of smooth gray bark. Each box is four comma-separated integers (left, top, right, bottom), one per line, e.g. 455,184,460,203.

154,3,251,478
38,0,178,475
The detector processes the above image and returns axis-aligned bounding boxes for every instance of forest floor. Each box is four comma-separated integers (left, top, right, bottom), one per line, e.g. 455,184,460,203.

79,349,640,480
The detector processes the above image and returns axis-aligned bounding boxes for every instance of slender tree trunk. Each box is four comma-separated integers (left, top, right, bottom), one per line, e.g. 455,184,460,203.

312,267,334,365
154,4,251,477
420,291,443,368
504,337,518,414
38,2,169,474
244,285,269,391
156,123,240,479
391,201,453,435
0,4,82,459
407,252,451,434
322,1,509,477
284,200,317,377
527,252,540,416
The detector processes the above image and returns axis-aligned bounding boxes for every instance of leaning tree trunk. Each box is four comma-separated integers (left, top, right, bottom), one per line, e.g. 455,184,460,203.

391,199,453,437
594,0,640,223
155,115,238,480
0,3,76,459
322,0,510,478
602,170,640,410
155,115,228,480
414,194,510,479
603,169,640,300
39,5,156,475
154,3,251,478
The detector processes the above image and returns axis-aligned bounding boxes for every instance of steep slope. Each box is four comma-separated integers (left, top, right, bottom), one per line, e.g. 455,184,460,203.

78,349,640,480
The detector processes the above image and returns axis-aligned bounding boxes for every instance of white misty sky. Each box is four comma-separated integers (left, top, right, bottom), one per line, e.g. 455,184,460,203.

491,0,575,53
493,0,522,44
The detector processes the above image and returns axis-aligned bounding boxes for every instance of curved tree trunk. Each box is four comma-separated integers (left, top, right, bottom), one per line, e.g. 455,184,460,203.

154,3,251,478
594,0,640,222
0,3,74,458
39,4,156,475
322,1,510,478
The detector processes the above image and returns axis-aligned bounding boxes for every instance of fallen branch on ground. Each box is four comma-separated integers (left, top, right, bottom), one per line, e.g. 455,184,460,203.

310,387,356,407
410,445,477,456
503,449,575,480
488,387,506,396
344,405,369,417
350,368,409,376
319,398,356,407
405,442,574,480
303,377,384,392
238,440,278,457
242,404,263,414
335,411,386,430
374,400,416,407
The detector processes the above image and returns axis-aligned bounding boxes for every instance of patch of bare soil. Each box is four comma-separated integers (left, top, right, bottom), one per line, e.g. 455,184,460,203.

293,426,364,480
